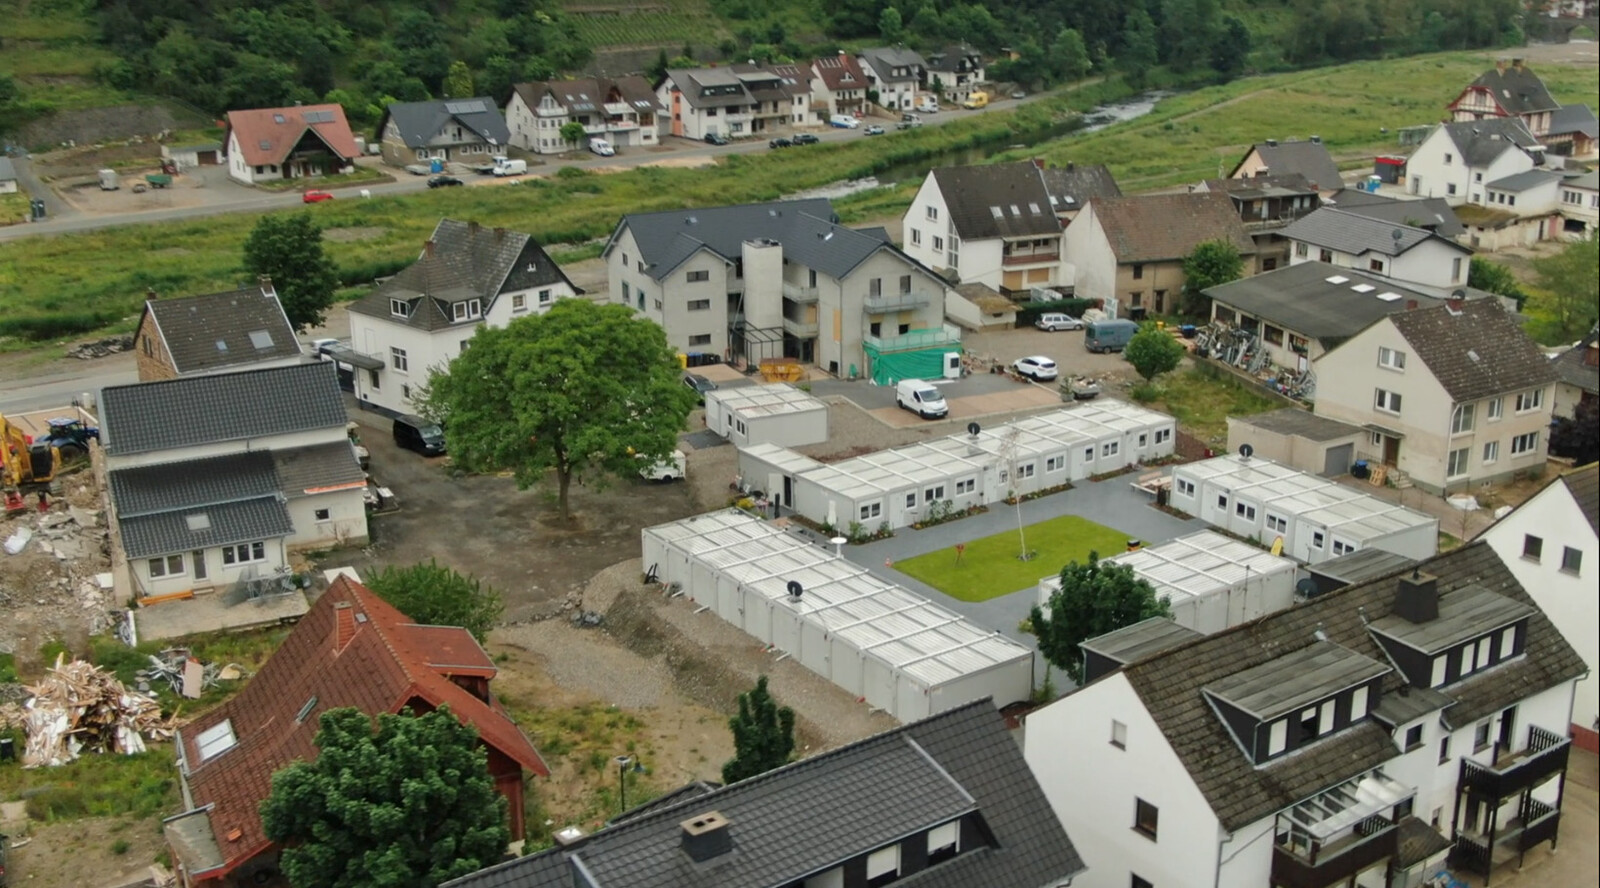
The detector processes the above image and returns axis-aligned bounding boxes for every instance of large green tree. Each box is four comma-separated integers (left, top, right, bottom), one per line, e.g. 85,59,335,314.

241,212,338,332
1181,239,1244,317
1051,28,1093,82
722,675,796,783
1028,553,1172,683
559,120,587,150
442,60,475,98
422,299,694,520
1467,256,1528,309
1124,322,1185,382
1119,8,1159,87
260,707,509,888
367,560,503,642
1531,237,1598,339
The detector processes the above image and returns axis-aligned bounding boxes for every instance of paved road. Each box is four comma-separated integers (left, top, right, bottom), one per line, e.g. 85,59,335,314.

0,352,139,414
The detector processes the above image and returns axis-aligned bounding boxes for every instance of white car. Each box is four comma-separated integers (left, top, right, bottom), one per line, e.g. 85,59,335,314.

1035,313,1083,332
1013,356,1059,381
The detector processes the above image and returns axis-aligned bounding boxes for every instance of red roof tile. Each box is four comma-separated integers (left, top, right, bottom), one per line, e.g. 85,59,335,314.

178,578,546,879
225,104,360,168
813,54,868,92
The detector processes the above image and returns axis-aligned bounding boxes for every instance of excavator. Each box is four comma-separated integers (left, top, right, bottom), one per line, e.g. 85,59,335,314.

2,414,65,514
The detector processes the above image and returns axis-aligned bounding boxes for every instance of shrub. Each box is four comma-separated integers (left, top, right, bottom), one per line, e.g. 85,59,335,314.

111,839,130,855
1130,382,1162,402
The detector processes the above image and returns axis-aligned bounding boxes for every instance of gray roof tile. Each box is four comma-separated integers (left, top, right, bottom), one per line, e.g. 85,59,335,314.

444,701,1084,888
120,496,293,559
1233,141,1343,191
1561,462,1598,537
109,451,278,517
931,162,1061,240
143,285,301,372
1234,407,1361,442
1205,261,1434,345
1281,208,1466,258
0,157,16,182
272,441,366,497
1486,169,1564,192
1387,299,1557,402
858,47,926,82
1091,192,1256,263
1458,64,1559,116
381,98,509,149
1039,163,1121,210
1551,331,1599,395
1438,118,1541,168
1550,104,1598,140
1324,190,1465,239
101,362,346,456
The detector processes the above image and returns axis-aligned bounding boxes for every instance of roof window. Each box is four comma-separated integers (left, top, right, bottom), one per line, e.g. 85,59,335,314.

196,719,238,762
248,330,274,350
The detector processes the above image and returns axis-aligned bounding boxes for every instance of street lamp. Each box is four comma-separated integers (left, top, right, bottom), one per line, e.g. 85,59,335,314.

615,755,633,813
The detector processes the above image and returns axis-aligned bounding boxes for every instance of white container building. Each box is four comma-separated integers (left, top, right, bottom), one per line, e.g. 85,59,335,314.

1167,454,1438,564
1036,531,1299,635
704,383,830,448
641,510,1034,721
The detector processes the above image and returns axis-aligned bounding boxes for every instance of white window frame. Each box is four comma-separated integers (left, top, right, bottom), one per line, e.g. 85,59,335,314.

867,845,901,880
1447,447,1470,478
148,554,185,578
1374,388,1402,414
859,501,882,520
1486,397,1503,421
511,293,527,312
1514,388,1544,413
1047,455,1065,472
1176,479,1195,496
1378,346,1406,370
1510,431,1539,455
1450,404,1474,435
1268,719,1287,755
196,719,238,762
1111,720,1128,749
1351,685,1369,719
221,541,267,565
1482,440,1499,464
390,298,411,318
1266,513,1288,534
390,347,409,373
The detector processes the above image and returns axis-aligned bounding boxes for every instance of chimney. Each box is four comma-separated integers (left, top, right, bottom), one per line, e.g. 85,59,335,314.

1067,161,1075,172
1446,296,1464,314
1405,299,1419,311
1512,58,1524,71
468,220,480,235
424,239,436,259
680,811,733,862
1394,570,1439,624
1496,58,1507,73
1032,157,1044,169
552,826,585,847
1265,139,1278,148
257,274,274,295
333,602,357,651
146,287,158,301
494,226,506,240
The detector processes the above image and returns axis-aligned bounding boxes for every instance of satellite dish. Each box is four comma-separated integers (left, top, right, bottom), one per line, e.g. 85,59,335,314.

786,580,803,599
1391,228,1404,243
1239,443,1254,459
1451,288,1467,299
1296,578,1321,599
967,422,981,437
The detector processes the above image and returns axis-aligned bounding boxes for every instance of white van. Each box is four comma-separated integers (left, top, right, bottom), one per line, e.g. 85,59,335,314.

829,114,860,129
639,450,687,482
589,138,615,156
492,156,527,176
895,380,948,419
916,98,940,113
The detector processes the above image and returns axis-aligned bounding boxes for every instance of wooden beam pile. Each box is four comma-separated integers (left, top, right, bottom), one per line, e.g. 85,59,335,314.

3,654,176,767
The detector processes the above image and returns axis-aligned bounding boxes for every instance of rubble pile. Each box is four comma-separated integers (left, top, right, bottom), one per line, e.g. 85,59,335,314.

0,478,116,653
66,336,135,360
0,654,176,767
138,647,247,698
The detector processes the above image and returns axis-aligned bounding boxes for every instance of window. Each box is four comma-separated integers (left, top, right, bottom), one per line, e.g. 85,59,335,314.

1111,720,1127,749
1176,479,1194,496
1333,540,1355,556
1155,428,1171,444
1216,494,1228,510
1132,263,1144,280
1404,724,1424,751
1451,404,1475,434
1102,441,1120,458
1447,447,1469,478
1374,388,1402,414
1299,705,1322,742
860,502,882,520
1486,397,1502,420
1133,799,1159,840
1138,433,1148,449
1319,248,1333,263
686,269,710,283
1561,546,1583,575
1234,501,1257,521
1473,720,1491,752
148,554,184,578
1265,513,1288,534
955,478,975,495
923,485,945,503
1351,685,1369,719
932,235,944,251
869,278,882,297
1018,463,1035,478
688,334,712,346
687,299,711,311
1439,736,1452,765
1514,389,1544,412
390,298,412,318
221,541,267,565
1311,531,1325,549
910,228,922,246
539,289,553,304
1047,455,1065,472
1451,257,1463,282
1268,719,1287,755
196,719,238,762
1369,258,1385,273
1511,431,1539,455
314,508,331,521
1447,183,1458,196
1482,440,1499,464
1500,624,1517,657
512,293,526,311
899,275,912,294
1444,152,1453,164
1371,430,1384,446
927,822,960,865
1263,325,1283,346
390,347,409,372
452,299,482,321
866,845,900,887
1295,241,1309,258
926,205,939,221
1430,655,1447,687
905,493,917,509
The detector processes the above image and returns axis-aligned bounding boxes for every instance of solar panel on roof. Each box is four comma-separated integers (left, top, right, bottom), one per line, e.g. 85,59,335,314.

258,140,272,150
444,100,487,114
303,110,333,124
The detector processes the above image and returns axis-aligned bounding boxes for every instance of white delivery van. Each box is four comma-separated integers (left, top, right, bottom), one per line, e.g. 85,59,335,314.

639,450,687,482
589,138,615,156
829,114,860,129
916,98,940,113
492,156,528,176
895,380,948,419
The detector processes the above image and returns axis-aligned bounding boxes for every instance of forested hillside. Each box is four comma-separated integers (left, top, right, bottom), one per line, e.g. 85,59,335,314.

0,0,1531,135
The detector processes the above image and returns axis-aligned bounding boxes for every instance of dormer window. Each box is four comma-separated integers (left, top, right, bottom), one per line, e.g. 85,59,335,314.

927,820,960,864
1369,577,1533,689
1203,640,1390,764
390,299,412,318
452,299,482,321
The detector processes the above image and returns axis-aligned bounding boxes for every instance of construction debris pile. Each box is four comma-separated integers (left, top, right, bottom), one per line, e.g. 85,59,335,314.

138,647,246,698
1192,322,1317,400
0,655,176,767
66,336,135,360
1,478,117,653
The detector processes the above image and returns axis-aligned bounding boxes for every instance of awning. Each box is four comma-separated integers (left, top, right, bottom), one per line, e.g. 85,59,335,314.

321,344,384,371
1280,769,1414,840
1363,423,1404,439
162,807,226,876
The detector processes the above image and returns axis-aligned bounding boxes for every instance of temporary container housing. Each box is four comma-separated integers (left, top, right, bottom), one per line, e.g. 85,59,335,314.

640,510,1034,721
1037,531,1298,634
704,383,830,448
1166,454,1437,565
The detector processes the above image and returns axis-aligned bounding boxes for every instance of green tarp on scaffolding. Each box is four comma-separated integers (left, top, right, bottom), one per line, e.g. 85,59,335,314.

863,341,962,386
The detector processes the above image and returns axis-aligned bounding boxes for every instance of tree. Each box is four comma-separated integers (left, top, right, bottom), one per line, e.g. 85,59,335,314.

1124,323,1185,382
722,675,796,783
648,48,670,82
442,60,475,98
1051,28,1093,82
1028,554,1172,683
1531,237,1598,339
1210,15,1251,78
878,7,907,44
242,213,338,332
1119,8,1159,87
1181,239,1244,317
366,560,503,642
0,72,19,108
421,300,695,521
260,707,508,888
1549,398,1599,466
1467,256,1528,310
558,120,587,150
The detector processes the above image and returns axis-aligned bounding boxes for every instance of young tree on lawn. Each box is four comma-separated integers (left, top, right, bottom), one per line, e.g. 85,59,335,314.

1028,553,1172,683
366,560,503,642
722,675,796,783
260,707,508,888
422,299,694,521
1532,237,1599,339
1181,239,1244,317
1468,256,1528,309
559,120,587,150
242,212,338,332
1124,323,1185,382
442,60,475,98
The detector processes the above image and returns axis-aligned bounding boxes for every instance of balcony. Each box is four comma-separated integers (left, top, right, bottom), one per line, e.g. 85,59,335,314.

1269,769,1412,888
782,317,819,338
864,324,961,354
1272,815,1399,888
782,282,819,303
1002,250,1060,267
1450,798,1561,877
863,291,935,313
605,118,641,132
1459,726,1571,802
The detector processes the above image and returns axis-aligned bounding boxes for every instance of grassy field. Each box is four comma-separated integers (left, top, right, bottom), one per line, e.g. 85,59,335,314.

1142,366,1284,445
566,0,733,49
894,514,1132,601
0,0,137,113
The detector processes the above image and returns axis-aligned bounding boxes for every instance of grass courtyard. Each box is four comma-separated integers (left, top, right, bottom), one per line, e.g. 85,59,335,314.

893,515,1133,602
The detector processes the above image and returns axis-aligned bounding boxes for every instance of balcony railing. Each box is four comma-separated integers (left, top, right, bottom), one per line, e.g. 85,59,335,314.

1459,725,1570,801
1002,251,1060,266
782,317,819,338
1450,798,1561,876
864,325,961,354
782,282,819,303
1272,815,1398,888
863,291,934,313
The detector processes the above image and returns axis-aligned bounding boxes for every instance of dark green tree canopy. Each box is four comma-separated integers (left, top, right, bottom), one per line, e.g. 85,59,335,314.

723,675,796,783
1467,256,1527,310
1531,237,1598,340
367,560,504,642
1123,323,1186,382
242,212,339,332
1028,553,1172,683
261,706,509,888
1181,239,1245,317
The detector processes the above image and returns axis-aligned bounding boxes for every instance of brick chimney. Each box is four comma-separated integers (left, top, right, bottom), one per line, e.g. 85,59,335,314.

146,287,158,301
1511,58,1524,71
257,274,274,296
1405,299,1418,311
1495,58,1507,73
424,239,436,259
1031,157,1044,169
1394,570,1439,624
1446,296,1465,313
680,812,733,862
333,601,358,652
494,226,506,240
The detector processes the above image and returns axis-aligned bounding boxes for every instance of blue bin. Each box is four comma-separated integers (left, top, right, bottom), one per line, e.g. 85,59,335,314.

430,158,443,174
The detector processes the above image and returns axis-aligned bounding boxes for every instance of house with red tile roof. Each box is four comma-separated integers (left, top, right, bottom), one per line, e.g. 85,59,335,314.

810,52,870,119
222,104,361,186
162,577,547,887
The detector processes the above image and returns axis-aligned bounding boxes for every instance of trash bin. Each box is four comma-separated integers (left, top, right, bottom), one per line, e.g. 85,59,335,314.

30,198,46,221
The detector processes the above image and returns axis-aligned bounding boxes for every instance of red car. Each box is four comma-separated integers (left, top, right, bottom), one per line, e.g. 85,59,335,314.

302,190,335,204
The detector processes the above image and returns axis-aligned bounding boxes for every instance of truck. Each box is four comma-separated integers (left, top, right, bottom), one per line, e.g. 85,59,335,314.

492,156,527,177
98,169,120,191
962,91,989,109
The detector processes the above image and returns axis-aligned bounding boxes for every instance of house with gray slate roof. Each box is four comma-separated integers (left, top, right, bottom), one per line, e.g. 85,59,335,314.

1025,541,1583,888
506,76,664,155
605,199,955,383
133,277,302,382
100,361,367,604
346,219,580,415
1282,207,1472,290
1404,118,1544,208
443,699,1085,888
1229,138,1345,193
1550,329,1598,419
1324,189,1466,240
858,46,927,112
376,97,510,168
1447,59,1561,138
903,161,1067,293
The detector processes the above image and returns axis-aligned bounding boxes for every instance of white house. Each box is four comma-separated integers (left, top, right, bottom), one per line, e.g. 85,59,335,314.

1404,118,1544,206
345,219,580,415
923,44,985,103
505,76,663,155
656,66,807,141
1280,208,1472,290
1461,169,1569,249
1558,169,1598,239
222,104,359,185
858,46,926,111
100,362,367,601
1481,462,1599,751
1025,542,1584,888
902,161,1065,293
1447,59,1561,138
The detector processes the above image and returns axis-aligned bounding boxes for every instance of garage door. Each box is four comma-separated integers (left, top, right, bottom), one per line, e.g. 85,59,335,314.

1323,443,1354,477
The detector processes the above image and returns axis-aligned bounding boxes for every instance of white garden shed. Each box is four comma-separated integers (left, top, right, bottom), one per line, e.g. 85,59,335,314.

1166,454,1437,565
704,383,830,448
640,510,1034,721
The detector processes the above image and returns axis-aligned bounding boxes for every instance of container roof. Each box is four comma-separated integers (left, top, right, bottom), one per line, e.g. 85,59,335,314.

1106,531,1298,602
1174,454,1436,541
707,383,828,418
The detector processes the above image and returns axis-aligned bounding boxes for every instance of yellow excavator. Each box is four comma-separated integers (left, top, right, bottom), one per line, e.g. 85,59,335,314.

1,414,62,514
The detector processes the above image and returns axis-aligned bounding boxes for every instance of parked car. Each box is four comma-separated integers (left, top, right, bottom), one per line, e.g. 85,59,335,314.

638,450,687,482
302,190,335,203
895,379,948,419
1035,313,1083,332
683,373,718,403
916,98,939,113
393,414,446,456
829,114,860,129
590,138,616,156
1011,90,1028,99
427,175,463,188
769,137,793,149
1012,355,1058,382
896,119,923,130
864,125,885,136
1084,319,1140,353
792,133,820,145
704,132,729,146
901,112,921,123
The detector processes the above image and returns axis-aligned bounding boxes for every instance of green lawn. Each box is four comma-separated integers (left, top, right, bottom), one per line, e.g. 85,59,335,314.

894,514,1133,602
1145,367,1283,446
